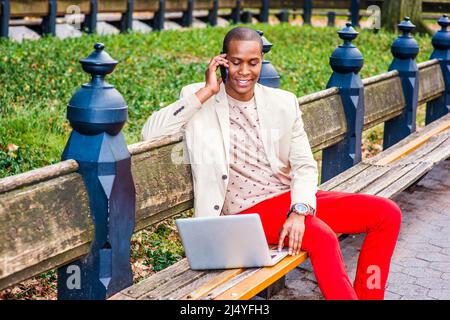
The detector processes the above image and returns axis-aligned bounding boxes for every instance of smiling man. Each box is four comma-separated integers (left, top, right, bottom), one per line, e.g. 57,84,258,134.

141,27,402,300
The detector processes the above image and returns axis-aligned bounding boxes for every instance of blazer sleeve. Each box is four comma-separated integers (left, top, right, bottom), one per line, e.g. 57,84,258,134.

288,93,319,212
141,86,202,141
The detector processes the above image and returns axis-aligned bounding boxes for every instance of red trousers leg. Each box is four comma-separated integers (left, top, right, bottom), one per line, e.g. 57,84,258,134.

238,189,402,300
314,189,402,299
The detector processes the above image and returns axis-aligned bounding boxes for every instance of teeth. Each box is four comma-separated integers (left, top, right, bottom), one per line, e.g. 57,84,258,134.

238,80,249,84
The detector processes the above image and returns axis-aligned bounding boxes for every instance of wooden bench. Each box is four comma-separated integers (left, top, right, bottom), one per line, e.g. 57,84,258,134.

1,20,450,300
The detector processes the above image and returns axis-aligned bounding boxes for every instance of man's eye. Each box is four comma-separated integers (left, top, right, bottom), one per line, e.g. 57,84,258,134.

231,62,258,66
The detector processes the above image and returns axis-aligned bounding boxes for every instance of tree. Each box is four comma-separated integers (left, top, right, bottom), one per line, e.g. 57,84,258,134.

381,0,432,35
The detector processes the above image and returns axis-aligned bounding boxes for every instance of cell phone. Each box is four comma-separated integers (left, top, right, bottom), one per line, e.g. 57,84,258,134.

220,51,228,84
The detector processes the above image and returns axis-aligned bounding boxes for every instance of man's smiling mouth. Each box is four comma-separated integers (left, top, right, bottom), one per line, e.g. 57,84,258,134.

236,79,253,86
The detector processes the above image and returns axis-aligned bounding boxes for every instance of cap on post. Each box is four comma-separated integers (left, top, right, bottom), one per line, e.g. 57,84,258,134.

256,30,280,88
390,17,419,60
329,23,364,74
432,14,450,51
67,43,128,136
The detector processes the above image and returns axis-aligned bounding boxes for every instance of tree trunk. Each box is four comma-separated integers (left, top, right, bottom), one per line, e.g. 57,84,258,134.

381,0,432,35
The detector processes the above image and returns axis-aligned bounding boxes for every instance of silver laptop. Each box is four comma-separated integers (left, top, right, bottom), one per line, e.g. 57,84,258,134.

175,214,289,270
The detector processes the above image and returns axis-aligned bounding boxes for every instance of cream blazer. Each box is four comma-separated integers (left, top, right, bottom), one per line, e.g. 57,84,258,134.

141,82,319,217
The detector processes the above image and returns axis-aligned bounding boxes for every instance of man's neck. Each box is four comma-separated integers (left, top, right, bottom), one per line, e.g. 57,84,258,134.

225,83,255,102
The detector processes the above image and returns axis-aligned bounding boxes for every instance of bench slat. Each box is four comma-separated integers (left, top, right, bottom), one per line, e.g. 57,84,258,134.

118,258,192,299
396,130,450,166
56,1,91,15
166,270,231,300
365,114,450,165
319,162,372,191
376,161,436,199
331,165,393,193
374,115,450,165
212,252,309,300
183,268,245,299
193,1,214,10
134,0,160,12
415,135,450,165
140,269,211,299
202,268,262,300
360,163,420,195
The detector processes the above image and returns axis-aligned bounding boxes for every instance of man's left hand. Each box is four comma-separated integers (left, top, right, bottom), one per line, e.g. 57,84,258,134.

278,214,306,256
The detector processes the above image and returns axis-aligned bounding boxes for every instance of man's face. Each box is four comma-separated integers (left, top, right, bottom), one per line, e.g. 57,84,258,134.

225,39,262,100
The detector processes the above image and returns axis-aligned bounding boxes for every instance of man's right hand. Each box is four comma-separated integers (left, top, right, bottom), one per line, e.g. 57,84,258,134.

195,53,229,104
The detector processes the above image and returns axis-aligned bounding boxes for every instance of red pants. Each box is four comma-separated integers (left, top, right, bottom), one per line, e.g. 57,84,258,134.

238,189,402,300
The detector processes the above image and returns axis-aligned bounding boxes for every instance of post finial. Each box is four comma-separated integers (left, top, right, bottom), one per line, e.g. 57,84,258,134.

397,16,416,36
391,18,419,60
67,43,127,136
330,23,363,74
256,29,272,54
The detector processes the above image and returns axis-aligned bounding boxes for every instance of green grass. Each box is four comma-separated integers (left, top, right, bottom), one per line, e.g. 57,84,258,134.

0,23,433,178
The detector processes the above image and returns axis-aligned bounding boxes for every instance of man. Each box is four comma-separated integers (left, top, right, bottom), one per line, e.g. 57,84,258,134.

141,27,402,300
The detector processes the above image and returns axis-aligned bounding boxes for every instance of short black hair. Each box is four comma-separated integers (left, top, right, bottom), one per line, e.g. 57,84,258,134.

222,27,263,54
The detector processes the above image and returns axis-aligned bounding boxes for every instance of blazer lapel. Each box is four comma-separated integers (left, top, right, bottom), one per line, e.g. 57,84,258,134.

214,83,230,167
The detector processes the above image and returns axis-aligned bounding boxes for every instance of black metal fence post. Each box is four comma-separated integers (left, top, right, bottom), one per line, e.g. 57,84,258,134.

57,43,135,300
350,0,360,27
277,8,289,23
208,0,219,26
303,0,312,25
120,0,134,33
321,23,365,183
42,0,57,36
426,14,450,124
383,17,419,149
260,0,269,23
242,10,253,24
231,0,241,24
182,0,194,27
85,0,98,34
328,11,336,27
0,0,9,39
153,0,165,30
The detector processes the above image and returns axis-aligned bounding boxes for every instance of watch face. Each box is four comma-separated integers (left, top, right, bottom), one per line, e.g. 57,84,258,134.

294,203,309,213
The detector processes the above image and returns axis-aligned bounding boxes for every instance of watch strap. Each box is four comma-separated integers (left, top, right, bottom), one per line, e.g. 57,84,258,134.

288,203,315,217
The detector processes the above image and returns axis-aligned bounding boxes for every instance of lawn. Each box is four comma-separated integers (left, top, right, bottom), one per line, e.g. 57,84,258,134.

0,22,434,299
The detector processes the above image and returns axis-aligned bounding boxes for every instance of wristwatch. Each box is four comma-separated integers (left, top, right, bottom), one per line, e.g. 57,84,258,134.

288,203,315,218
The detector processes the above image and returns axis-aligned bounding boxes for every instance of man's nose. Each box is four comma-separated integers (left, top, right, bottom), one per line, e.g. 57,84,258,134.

239,64,251,76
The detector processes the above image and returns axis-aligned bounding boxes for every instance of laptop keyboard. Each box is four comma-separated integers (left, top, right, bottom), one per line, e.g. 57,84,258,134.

269,249,289,261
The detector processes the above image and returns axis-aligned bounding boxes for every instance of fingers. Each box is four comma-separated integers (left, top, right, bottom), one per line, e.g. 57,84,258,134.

292,232,299,255
278,227,288,252
296,231,304,255
208,56,229,69
288,230,295,255
208,60,229,71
